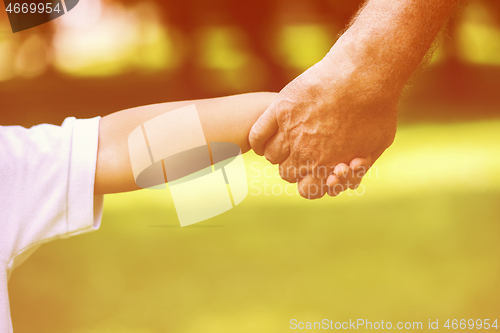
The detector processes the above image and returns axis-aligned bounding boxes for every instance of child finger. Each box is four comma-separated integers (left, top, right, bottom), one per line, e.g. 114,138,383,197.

349,157,371,174
326,174,346,197
249,105,279,156
333,163,350,179
348,157,371,189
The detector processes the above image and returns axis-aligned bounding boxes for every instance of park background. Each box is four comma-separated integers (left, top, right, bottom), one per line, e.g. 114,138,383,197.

1,0,499,332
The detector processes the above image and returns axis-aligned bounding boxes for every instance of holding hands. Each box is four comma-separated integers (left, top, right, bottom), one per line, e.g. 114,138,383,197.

249,50,398,199
248,0,461,199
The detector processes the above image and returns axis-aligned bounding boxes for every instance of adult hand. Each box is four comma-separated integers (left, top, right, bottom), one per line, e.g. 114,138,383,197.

249,0,461,199
249,51,398,199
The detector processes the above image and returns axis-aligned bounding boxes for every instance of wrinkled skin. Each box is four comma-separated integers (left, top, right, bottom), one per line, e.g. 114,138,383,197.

249,55,399,199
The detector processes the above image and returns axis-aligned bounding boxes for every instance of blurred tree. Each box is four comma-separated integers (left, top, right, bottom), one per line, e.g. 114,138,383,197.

2,0,500,126
114,0,365,91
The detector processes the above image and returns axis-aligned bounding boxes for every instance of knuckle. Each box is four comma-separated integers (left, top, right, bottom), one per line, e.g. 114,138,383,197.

298,180,325,200
248,129,258,146
264,147,282,165
279,165,298,183
264,151,277,164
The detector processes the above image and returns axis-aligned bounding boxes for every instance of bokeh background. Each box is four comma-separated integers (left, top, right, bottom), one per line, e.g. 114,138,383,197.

1,0,500,332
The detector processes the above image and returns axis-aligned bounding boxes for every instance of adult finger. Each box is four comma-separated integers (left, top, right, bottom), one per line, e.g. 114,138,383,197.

297,175,328,200
279,156,300,183
277,146,318,183
249,104,279,156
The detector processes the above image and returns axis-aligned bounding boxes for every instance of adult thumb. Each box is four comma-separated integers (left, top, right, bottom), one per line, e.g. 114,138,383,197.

249,104,279,156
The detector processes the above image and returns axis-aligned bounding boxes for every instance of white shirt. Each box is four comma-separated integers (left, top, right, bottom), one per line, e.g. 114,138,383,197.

0,117,104,333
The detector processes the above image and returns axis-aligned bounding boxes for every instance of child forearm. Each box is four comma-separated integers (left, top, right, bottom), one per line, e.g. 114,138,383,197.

94,92,277,195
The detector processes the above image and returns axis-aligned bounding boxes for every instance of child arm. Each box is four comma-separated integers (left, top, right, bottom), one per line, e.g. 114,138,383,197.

94,92,277,195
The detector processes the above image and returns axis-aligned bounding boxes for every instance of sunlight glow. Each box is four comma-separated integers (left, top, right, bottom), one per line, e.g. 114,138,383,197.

197,26,250,71
53,0,175,76
277,24,333,70
457,3,500,66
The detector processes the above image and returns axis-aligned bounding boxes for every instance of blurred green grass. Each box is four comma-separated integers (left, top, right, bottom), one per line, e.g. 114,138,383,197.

9,119,500,333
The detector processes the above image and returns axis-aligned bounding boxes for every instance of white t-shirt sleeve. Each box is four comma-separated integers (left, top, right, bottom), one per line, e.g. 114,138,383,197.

0,117,104,333
0,116,104,273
